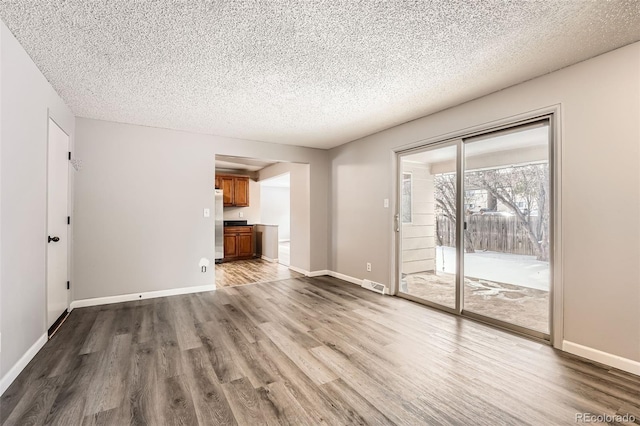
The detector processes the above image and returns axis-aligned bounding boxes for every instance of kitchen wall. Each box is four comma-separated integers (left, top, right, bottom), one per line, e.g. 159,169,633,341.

328,42,640,368
74,118,329,302
0,21,75,390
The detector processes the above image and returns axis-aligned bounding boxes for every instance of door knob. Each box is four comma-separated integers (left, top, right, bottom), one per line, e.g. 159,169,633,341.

48,236,60,243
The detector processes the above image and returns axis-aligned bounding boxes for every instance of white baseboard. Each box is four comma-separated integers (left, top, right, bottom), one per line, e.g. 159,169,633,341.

261,255,279,263
70,284,216,309
1,333,47,395
288,265,309,276
562,341,640,376
287,268,369,287
288,266,331,278
327,271,363,286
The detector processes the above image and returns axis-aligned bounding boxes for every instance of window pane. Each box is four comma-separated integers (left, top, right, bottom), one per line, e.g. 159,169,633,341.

399,145,457,309
402,173,412,223
463,123,550,334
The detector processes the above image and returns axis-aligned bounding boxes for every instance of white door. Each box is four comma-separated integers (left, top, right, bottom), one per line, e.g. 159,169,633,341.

47,118,69,329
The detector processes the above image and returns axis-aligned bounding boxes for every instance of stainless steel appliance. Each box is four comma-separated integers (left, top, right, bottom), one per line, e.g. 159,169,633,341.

214,189,224,263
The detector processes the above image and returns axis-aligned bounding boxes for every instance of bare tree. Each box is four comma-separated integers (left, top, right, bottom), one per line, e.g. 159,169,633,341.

434,173,476,253
434,164,550,261
470,164,549,261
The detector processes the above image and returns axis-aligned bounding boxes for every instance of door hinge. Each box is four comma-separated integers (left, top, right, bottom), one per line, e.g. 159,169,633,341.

67,281,70,290
68,152,71,160
67,216,71,225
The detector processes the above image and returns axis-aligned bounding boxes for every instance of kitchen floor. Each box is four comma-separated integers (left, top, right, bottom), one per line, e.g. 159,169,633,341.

215,258,302,288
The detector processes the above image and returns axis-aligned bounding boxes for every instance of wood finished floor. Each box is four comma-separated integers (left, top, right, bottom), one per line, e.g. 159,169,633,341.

2,276,639,425
215,258,302,288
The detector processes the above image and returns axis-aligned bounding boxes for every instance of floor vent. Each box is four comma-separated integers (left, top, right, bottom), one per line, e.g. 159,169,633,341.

48,309,70,339
362,279,387,295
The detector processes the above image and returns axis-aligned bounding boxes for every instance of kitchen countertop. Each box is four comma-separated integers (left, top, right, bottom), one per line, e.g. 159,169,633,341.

223,220,253,227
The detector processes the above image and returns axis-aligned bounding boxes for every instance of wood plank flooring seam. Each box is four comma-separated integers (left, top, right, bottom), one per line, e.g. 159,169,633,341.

3,276,640,426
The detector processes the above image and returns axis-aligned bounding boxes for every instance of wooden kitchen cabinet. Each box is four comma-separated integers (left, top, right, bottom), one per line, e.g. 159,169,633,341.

215,174,250,207
223,234,237,258
237,234,253,257
223,226,254,261
220,176,235,206
233,177,249,207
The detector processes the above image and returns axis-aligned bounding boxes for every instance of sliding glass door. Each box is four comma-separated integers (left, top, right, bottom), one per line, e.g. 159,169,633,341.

398,143,459,311
397,118,552,339
462,122,550,336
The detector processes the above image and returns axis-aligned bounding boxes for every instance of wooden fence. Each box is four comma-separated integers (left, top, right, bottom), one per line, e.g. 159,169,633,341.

436,214,540,256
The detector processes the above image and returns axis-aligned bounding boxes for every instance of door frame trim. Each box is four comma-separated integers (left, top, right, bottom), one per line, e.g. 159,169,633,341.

391,105,563,347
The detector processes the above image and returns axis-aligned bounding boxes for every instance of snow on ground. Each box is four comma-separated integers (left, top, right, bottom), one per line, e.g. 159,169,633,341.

435,246,550,291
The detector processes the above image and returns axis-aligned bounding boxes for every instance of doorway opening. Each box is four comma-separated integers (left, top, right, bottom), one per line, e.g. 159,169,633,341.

213,155,306,288
397,117,553,340
260,173,291,266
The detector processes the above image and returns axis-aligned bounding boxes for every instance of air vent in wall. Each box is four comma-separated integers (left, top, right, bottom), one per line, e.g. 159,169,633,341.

362,279,387,295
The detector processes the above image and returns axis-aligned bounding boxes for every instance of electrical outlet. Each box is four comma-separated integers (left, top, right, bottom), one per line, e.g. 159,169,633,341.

366,262,372,272
239,211,244,218
383,198,389,208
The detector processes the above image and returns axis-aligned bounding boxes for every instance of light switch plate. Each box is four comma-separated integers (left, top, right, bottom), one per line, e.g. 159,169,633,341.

383,198,389,208
203,208,210,218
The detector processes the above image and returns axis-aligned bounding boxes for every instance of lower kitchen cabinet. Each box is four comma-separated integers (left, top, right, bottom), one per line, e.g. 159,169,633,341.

223,226,254,261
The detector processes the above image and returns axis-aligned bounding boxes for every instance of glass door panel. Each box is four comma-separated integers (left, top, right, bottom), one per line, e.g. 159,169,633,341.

399,144,458,309
462,122,551,334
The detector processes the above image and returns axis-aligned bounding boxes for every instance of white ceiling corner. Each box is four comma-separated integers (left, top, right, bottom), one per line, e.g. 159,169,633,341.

1,1,639,149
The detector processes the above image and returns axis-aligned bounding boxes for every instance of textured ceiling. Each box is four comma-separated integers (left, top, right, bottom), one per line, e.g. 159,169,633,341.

1,1,639,149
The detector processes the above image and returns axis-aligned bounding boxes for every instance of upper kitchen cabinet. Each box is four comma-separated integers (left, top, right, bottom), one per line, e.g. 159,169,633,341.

219,176,234,205
215,174,250,207
233,178,249,206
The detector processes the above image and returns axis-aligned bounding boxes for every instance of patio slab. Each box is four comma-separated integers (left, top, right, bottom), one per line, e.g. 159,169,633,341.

401,272,550,333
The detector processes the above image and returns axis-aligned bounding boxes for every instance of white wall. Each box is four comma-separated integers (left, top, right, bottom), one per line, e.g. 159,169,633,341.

329,42,640,365
0,21,75,383
260,183,291,241
73,118,328,301
258,164,310,271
